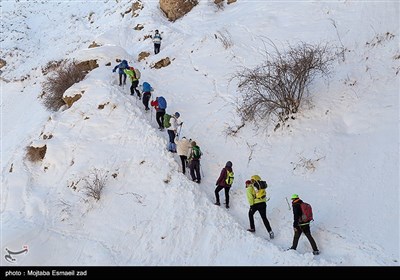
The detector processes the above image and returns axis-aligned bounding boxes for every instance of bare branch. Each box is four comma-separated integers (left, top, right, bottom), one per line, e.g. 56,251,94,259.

233,41,334,129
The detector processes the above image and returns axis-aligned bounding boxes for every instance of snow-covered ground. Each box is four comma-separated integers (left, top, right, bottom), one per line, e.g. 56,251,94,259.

1,0,399,266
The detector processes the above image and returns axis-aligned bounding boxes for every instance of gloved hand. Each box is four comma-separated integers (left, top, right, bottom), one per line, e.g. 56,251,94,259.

113,69,116,73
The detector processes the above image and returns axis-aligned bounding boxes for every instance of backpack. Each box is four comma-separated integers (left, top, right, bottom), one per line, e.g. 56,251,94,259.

119,60,128,69
163,114,171,128
254,180,267,199
158,96,167,109
192,146,202,159
225,170,234,186
254,180,267,190
134,68,141,79
300,202,314,223
142,82,152,93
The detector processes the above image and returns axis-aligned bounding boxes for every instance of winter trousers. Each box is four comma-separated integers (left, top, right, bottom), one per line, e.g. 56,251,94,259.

167,129,176,144
189,159,201,183
291,224,318,251
142,92,151,110
180,155,188,174
215,185,230,206
154,43,161,54
248,202,272,232
156,111,165,129
119,73,127,86
130,80,140,98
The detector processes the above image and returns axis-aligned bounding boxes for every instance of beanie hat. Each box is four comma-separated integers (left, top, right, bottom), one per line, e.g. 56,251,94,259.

251,175,261,181
174,112,180,118
291,194,299,200
225,161,232,168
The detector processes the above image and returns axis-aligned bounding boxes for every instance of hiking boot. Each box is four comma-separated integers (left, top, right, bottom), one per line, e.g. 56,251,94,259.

269,231,274,239
226,205,230,209
313,250,320,255
214,202,221,206
247,228,255,233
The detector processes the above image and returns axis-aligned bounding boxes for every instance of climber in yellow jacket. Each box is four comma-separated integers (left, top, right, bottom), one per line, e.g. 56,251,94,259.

245,175,274,239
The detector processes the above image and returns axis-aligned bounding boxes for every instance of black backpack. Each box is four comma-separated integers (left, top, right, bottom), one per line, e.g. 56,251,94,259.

254,180,267,190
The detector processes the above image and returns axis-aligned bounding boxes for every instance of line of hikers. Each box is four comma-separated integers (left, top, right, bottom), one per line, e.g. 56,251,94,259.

113,57,319,256
113,57,202,183
213,162,320,255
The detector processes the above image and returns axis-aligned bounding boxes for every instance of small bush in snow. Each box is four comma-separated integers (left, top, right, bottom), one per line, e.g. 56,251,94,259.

215,29,233,49
42,60,86,111
234,41,333,128
82,169,109,201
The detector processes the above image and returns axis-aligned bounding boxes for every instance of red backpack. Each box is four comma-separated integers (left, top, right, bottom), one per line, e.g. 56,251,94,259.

300,202,313,223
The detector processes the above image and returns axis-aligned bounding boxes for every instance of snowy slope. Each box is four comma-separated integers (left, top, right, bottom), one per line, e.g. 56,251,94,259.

1,0,399,266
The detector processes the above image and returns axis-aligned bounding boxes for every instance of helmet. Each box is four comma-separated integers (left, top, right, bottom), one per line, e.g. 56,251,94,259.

225,161,232,168
251,175,261,181
174,112,180,118
291,194,299,200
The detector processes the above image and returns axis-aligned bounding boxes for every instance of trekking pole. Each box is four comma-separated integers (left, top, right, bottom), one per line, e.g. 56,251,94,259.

178,123,183,139
285,197,291,210
200,162,205,178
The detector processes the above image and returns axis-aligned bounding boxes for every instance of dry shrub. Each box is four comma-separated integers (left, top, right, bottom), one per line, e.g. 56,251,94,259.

216,29,233,49
42,60,88,111
82,169,109,201
234,41,334,128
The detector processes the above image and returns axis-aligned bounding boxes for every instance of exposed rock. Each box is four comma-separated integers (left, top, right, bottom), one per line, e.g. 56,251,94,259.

138,51,150,62
151,57,171,69
0,58,6,69
159,0,198,21
98,102,109,110
26,145,47,162
88,41,101,48
76,59,98,73
134,24,144,30
132,1,143,17
227,0,237,4
63,90,84,108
